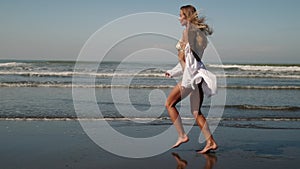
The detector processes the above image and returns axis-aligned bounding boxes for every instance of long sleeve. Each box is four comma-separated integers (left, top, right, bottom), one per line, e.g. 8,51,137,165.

166,63,183,77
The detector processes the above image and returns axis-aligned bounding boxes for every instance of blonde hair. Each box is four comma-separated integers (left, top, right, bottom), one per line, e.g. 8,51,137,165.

180,5,213,35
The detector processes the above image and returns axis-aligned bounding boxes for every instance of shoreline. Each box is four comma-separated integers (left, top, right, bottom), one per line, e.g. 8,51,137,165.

0,120,299,169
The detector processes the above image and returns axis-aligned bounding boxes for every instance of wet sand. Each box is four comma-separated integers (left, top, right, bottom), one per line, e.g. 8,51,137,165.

0,120,299,169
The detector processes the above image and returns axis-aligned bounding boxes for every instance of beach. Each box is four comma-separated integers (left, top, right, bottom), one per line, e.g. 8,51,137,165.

1,0,299,168
0,120,299,169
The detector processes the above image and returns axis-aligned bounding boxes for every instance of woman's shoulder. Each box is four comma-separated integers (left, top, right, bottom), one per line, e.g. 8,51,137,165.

182,29,188,42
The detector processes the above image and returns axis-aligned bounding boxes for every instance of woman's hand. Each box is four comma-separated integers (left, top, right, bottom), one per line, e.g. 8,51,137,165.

165,72,172,78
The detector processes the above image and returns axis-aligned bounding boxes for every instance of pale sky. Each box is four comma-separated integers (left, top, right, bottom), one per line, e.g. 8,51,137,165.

0,0,299,64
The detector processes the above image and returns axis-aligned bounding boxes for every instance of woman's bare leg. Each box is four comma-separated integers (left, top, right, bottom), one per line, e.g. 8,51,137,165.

190,83,218,153
195,115,218,154
165,83,192,148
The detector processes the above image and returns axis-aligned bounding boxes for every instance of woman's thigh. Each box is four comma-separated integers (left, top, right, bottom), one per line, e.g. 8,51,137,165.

190,83,204,114
166,82,192,107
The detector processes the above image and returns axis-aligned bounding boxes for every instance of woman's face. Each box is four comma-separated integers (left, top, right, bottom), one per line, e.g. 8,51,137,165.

179,10,187,26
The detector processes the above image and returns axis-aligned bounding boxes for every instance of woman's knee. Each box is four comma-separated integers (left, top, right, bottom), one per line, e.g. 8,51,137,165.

165,100,174,109
192,111,203,118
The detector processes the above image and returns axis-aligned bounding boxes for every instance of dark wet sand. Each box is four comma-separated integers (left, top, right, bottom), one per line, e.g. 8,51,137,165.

0,120,299,169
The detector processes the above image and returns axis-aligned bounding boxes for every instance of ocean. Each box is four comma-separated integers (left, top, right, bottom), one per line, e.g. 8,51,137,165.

0,60,300,130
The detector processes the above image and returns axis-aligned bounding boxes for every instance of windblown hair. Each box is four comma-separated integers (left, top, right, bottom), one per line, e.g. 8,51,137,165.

180,5,213,35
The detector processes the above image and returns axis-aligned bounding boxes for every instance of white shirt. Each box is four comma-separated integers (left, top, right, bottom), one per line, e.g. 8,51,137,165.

167,43,217,97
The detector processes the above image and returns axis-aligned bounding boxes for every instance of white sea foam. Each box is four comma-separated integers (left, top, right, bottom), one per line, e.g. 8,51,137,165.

1,117,299,122
220,74,300,79
1,70,300,79
1,82,299,90
0,62,28,67
0,82,175,88
222,85,300,90
209,64,300,72
0,71,165,77
0,71,74,77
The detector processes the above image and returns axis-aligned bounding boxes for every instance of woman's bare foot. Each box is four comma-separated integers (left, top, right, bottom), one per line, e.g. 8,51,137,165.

197,142,218,154
172,135,189,148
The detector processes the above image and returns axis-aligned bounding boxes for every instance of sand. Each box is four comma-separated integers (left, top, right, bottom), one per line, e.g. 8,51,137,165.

0,120,299,169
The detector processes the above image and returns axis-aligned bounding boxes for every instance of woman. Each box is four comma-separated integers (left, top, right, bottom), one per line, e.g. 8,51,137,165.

165,5,218,154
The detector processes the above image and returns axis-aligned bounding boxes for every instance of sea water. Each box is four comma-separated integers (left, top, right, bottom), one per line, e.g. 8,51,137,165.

0,60,299,129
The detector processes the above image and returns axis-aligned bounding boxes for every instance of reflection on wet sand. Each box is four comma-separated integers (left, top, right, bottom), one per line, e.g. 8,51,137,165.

172,152,217,169
172,153,188,169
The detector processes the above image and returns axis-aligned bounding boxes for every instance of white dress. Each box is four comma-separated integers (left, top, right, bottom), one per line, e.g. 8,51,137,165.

167,42,217,97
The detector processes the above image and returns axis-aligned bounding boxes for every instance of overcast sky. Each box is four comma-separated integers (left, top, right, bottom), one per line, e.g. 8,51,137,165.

0,0,299,64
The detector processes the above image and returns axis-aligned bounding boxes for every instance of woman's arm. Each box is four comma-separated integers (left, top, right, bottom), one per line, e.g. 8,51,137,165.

178,50,185,71
188,27,207,61
178,30,188,70
165,62,183,78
